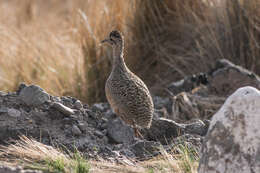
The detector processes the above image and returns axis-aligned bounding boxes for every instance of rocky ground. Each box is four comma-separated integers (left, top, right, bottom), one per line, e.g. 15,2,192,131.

0,59,259,172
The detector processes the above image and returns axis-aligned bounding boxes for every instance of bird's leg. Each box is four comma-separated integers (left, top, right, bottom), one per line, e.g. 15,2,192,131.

134,124,144,139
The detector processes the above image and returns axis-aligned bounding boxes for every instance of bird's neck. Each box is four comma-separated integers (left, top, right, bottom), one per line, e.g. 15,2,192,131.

112,42,128,72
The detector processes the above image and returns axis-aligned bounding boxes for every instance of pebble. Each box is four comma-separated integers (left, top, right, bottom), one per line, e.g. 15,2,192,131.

77,122,87,133
94,130,104,138
74,100,83,109
7,108,21,118
71,124,82,136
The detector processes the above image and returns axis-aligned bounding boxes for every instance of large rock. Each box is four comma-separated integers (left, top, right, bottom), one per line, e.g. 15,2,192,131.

143,118,208,144
198,86,260,173
208,59,260,96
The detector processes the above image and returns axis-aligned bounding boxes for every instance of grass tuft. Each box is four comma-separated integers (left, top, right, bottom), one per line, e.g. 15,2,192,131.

0,135,90,173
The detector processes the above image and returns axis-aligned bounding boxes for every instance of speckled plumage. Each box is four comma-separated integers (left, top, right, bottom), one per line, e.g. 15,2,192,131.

103,31,154,128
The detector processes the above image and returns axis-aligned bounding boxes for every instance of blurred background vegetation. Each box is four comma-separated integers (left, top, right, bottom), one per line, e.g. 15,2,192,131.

0,0,259,104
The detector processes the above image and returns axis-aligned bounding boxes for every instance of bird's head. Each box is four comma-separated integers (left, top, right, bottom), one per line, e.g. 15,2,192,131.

101,30,123,46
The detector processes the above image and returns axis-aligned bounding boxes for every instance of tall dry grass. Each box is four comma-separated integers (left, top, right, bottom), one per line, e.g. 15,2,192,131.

0,0,136,103
130,0,260,94
0,0,259,103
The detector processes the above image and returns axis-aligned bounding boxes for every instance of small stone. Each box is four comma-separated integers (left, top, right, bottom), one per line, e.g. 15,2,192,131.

71,125,82,136
119,149,135,158
0,91,7,96
51,96,61,102
19,84,50,106
94,130,104,138
52,102,75,116
74,100,83,109
92,103,109,112
100,123,107,130
113,144,124,150
62,118,72,125
0,107,8,113
7,108,21,118
102,129,107,135
184,119,209,136
130,140,161,159
107,118,134,144
101,136,109,144
77,122,87,132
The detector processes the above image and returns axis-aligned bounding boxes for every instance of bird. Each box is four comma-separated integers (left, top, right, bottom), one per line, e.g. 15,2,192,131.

101,30,154,137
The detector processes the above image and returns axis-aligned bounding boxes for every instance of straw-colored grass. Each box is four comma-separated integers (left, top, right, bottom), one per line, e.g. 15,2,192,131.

0,136,90,173
0,0,259,103
0,136,199,173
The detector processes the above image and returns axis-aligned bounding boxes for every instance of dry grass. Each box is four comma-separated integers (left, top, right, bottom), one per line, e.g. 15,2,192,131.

0,136,199,173
0,0,259,103
130,0,260,95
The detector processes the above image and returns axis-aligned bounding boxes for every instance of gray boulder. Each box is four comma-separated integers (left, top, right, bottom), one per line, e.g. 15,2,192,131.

19,84,49,106
198,86,260,173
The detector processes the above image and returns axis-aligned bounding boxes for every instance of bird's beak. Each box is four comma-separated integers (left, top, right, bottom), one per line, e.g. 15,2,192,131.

101,38,113,45
101,38,109,44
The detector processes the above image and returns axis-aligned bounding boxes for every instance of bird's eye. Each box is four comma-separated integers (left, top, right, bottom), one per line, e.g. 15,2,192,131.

110,31,121,39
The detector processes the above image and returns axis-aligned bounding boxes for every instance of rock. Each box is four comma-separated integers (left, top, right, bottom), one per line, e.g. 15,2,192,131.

77,122,87,133
16,83,27,94
208,59,260,96
52,102,75,116
92,103,110,112
144,118,208,145
7,108,21,118
94,130,104,138
0,107,8,113
19,85,50,106
101,136,109,144
144,118,185,145
74,100,83,109
71,124,82,136
171,91,225,121
168,73,208,95
0,91,7,96
130,140,161,160
119,149,135,158
213,58,234,69
107,118,135,144
152,96,172,114
198,86,260,173
183,119,209,136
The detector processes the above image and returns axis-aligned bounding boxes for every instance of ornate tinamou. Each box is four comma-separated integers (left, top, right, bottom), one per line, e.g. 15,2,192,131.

101,30,154,136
